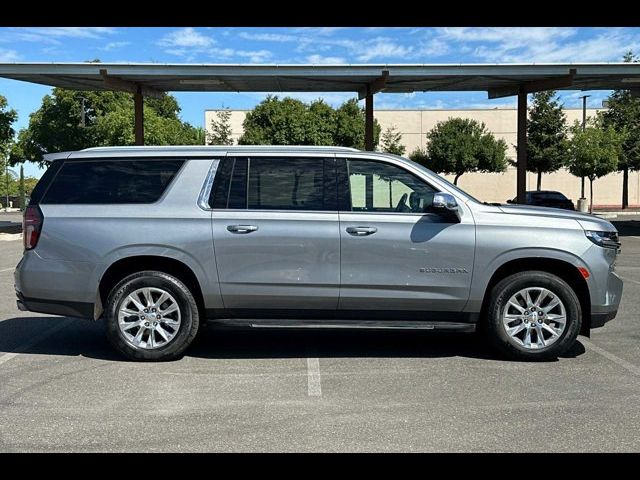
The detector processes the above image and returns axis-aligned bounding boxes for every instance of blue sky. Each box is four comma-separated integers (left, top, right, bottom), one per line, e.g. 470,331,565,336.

1,26,640,177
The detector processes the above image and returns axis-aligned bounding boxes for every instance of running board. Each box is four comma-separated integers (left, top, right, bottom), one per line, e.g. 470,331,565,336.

207,319,476,332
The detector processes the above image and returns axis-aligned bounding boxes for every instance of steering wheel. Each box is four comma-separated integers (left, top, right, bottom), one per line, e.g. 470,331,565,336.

395,193,409,212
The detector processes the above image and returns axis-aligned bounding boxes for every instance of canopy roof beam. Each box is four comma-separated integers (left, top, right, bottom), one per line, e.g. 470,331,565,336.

99,69,164,99
488,69,577,99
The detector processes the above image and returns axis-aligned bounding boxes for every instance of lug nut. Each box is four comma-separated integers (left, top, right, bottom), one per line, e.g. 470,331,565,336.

144,309,148,313
152,308,156,313
156,314,161,319
144,322,150,327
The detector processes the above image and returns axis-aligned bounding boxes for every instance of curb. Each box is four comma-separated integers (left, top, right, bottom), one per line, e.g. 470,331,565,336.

0,233,22,241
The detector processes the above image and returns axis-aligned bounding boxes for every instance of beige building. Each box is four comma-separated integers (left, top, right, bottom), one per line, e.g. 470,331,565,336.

204,107,638,208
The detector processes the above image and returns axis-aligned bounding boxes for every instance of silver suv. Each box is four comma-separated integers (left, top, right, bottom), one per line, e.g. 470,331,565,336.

14,146,623,361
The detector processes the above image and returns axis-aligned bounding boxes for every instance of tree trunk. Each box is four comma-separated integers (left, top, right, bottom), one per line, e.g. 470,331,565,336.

622,165,629,209
589,177,594,214
536,171,542,191
581,176,585,199
454,173,461,185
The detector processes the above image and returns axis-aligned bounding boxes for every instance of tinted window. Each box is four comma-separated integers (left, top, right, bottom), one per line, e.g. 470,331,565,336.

533,192,568,201
347,159,437,213
42,160,184,204
228,158,248,209
248,158,325,210
29,159,63,205
210,158,234,209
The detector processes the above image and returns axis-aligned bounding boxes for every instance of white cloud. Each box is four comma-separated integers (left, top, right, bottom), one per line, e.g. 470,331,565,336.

101,41,131,51
356,39,413,61
209,47,273,63
0,48,19,62
416,39,450,58
306,54,346,64
158,27,215,49
437,27,576,44
238,32,297,42
432,27,639,63
4,27,116,46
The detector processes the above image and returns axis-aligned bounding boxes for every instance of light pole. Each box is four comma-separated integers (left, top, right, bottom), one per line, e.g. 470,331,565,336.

577,95,591,212
4,157,8,212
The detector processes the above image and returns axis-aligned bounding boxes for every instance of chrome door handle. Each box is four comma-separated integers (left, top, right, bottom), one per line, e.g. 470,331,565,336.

346,226,377,236
227,225,258,234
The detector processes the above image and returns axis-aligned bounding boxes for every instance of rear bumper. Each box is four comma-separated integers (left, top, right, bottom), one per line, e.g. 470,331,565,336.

15,290,93,318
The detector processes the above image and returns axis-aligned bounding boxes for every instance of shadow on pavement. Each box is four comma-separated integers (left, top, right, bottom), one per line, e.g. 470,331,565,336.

612,219,640,237
0,316,586,363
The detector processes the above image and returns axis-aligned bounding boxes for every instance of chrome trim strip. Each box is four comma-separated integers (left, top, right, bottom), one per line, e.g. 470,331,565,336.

197,159,221,211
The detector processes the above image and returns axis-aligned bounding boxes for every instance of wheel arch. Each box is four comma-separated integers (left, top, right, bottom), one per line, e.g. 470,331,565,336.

97,255,206,320
480,257,591,336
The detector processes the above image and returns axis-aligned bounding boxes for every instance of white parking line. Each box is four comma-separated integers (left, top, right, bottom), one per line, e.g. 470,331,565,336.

618,275,640,286
0,319,71,366
582,338,640,377
306,357,322,397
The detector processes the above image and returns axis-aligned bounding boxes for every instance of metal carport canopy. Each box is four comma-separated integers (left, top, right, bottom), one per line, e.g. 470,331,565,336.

2,61,640,203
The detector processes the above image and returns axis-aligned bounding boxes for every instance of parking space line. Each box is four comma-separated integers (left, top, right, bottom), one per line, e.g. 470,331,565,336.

306,357,322,397
0,319,71,366
582,338,640,377
618,275,640,286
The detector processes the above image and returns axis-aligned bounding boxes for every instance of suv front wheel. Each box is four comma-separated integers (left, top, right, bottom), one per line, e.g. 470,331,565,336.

105,271,200,361
484,271,582,361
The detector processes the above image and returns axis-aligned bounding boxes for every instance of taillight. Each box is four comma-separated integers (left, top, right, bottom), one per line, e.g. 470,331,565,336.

23,205,43,250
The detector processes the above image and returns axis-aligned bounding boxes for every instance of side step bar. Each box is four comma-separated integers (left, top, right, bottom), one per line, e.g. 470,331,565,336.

207,319,476,332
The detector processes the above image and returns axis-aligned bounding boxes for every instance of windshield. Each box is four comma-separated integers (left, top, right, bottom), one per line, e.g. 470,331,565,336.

401,158,482,204
431,171,483,204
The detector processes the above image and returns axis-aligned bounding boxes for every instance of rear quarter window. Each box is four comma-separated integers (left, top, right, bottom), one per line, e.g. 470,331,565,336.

41,159,184,204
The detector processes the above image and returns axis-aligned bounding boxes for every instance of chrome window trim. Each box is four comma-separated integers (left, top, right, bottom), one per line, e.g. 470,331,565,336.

197,159,221,211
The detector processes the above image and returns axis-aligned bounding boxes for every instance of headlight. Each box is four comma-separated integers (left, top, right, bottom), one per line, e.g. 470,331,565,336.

585,230,620,250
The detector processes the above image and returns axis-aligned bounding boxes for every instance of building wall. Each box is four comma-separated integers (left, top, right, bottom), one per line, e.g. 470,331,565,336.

204,108,638,207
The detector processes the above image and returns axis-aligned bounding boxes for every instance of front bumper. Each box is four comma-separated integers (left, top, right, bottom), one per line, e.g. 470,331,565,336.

590,269,623,329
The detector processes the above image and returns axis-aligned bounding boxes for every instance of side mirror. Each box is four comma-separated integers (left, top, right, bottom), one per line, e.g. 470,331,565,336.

432,192,459,211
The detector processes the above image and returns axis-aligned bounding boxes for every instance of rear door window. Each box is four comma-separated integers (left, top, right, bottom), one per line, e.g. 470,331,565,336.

41,159,184,204
210,157,335,211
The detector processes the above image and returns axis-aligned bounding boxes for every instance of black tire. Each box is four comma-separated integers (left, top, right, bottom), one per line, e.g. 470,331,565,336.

484,271,581,361
105,271,200,361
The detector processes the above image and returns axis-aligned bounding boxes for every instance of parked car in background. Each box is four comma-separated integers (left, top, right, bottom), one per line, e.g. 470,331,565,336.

15,146,621,362
507,191,575,210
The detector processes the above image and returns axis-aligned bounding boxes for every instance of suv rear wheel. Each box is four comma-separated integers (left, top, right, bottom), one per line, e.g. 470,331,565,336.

105,271,200,361
484,271,582,361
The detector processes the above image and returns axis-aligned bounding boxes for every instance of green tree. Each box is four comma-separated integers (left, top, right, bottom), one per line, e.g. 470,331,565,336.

333,98,380,149
0,95,17,156
238,96,380,149
527,90,569,190
601,51,640,209
0,95,18,210
207,108,234,145
425,117,508,185
380,126,406,155
567,119,622,213
408,147,427,166
10,88,203,168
